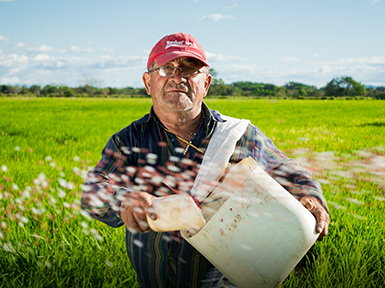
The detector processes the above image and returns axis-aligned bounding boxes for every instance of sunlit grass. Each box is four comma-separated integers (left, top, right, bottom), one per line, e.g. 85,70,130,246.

0,97,384,287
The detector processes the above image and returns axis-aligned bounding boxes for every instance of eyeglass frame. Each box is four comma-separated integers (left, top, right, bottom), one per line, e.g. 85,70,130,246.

148,65,208,78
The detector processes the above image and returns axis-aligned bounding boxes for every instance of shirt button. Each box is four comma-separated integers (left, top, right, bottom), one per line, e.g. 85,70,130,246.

167,256,172,261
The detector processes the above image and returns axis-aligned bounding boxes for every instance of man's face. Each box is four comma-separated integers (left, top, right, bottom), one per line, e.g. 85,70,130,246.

143,57,212,114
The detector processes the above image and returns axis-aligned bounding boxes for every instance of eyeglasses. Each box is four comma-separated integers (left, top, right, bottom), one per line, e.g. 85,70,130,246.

148,65,205,78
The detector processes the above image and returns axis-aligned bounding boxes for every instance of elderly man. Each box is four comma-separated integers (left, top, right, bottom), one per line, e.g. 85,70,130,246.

81,32,329,288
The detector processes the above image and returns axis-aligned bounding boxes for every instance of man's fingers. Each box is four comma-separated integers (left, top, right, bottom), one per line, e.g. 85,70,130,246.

146,206,157,221
300,197,314,210
300,196,329,241
132,207,151,232
313,208,329,240
121,191,156,233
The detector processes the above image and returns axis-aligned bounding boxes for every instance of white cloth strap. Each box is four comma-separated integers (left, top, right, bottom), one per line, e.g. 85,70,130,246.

191,115,250,202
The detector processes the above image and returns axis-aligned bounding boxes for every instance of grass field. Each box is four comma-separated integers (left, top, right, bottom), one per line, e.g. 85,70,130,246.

0,97,384,287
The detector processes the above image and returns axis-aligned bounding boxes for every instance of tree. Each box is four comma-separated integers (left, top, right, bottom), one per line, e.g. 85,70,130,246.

5,85,22,94
63,87,76,97
29,85,41,96
208,68,218,78
41,85,58,96
324,77,367,97
208,78,227,96
207,68,228,96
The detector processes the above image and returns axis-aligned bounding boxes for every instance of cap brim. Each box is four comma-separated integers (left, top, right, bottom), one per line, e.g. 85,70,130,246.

154,51,209,68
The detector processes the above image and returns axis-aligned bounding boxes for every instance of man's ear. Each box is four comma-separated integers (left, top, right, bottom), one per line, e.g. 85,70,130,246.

143,72,152,95
203,73,212,97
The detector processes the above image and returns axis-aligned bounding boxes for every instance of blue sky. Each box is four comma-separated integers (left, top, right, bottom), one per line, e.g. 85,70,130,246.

0,0,384,88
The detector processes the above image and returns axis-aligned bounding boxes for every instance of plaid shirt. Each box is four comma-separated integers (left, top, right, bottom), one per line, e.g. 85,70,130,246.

81,103,327,288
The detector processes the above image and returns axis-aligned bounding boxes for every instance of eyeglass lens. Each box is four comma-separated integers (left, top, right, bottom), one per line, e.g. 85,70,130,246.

160,66,199,78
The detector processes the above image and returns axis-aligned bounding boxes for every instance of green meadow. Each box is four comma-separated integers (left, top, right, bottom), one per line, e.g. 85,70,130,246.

0,97,384,287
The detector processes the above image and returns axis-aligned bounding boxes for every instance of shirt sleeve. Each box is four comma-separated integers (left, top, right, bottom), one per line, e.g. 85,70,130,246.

80,134,132,228
238,124,329,212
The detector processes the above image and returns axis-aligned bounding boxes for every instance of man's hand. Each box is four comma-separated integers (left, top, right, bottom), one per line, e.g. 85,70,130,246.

300,196,329,241
120,191,157,233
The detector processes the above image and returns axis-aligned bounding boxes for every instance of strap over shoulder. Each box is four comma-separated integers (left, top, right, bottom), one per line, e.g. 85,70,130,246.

191,115,250,201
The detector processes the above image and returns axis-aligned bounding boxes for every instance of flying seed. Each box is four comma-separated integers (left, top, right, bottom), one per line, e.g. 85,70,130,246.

346,198,364,205
105,260,113,267
347,212,367,220
73,167,80,175
95,235,103,241
3,243,15,253
134,240,144,248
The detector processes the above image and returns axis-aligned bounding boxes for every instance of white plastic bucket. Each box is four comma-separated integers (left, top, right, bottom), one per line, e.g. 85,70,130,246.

181,157,319,288
147,194,206,232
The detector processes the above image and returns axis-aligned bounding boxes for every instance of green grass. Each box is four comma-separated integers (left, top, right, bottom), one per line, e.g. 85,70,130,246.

0,97,384,287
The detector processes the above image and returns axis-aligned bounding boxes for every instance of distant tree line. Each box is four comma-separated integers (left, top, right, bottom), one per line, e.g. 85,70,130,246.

206,71,385,99
0,84,148,98
1,70,384,99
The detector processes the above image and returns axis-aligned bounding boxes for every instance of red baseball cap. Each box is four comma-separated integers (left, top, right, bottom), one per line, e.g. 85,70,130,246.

147,32,209,70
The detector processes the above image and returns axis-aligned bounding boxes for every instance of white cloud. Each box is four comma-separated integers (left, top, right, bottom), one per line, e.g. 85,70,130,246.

1,54,29,65
70,46,94,53
199,14,234,22
1,48,384,88
282,56,301,63
371,0,378,5
13,43,54,53
101,48,115,53
223,4,238,9
33,54,51,61
0,51,147,87
0,76,21,85
205,51,246,62
313,56,385,66
313,52,321,58
25,44,52,53
0,35,10,41
206,55,385,88
14,42,26,48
